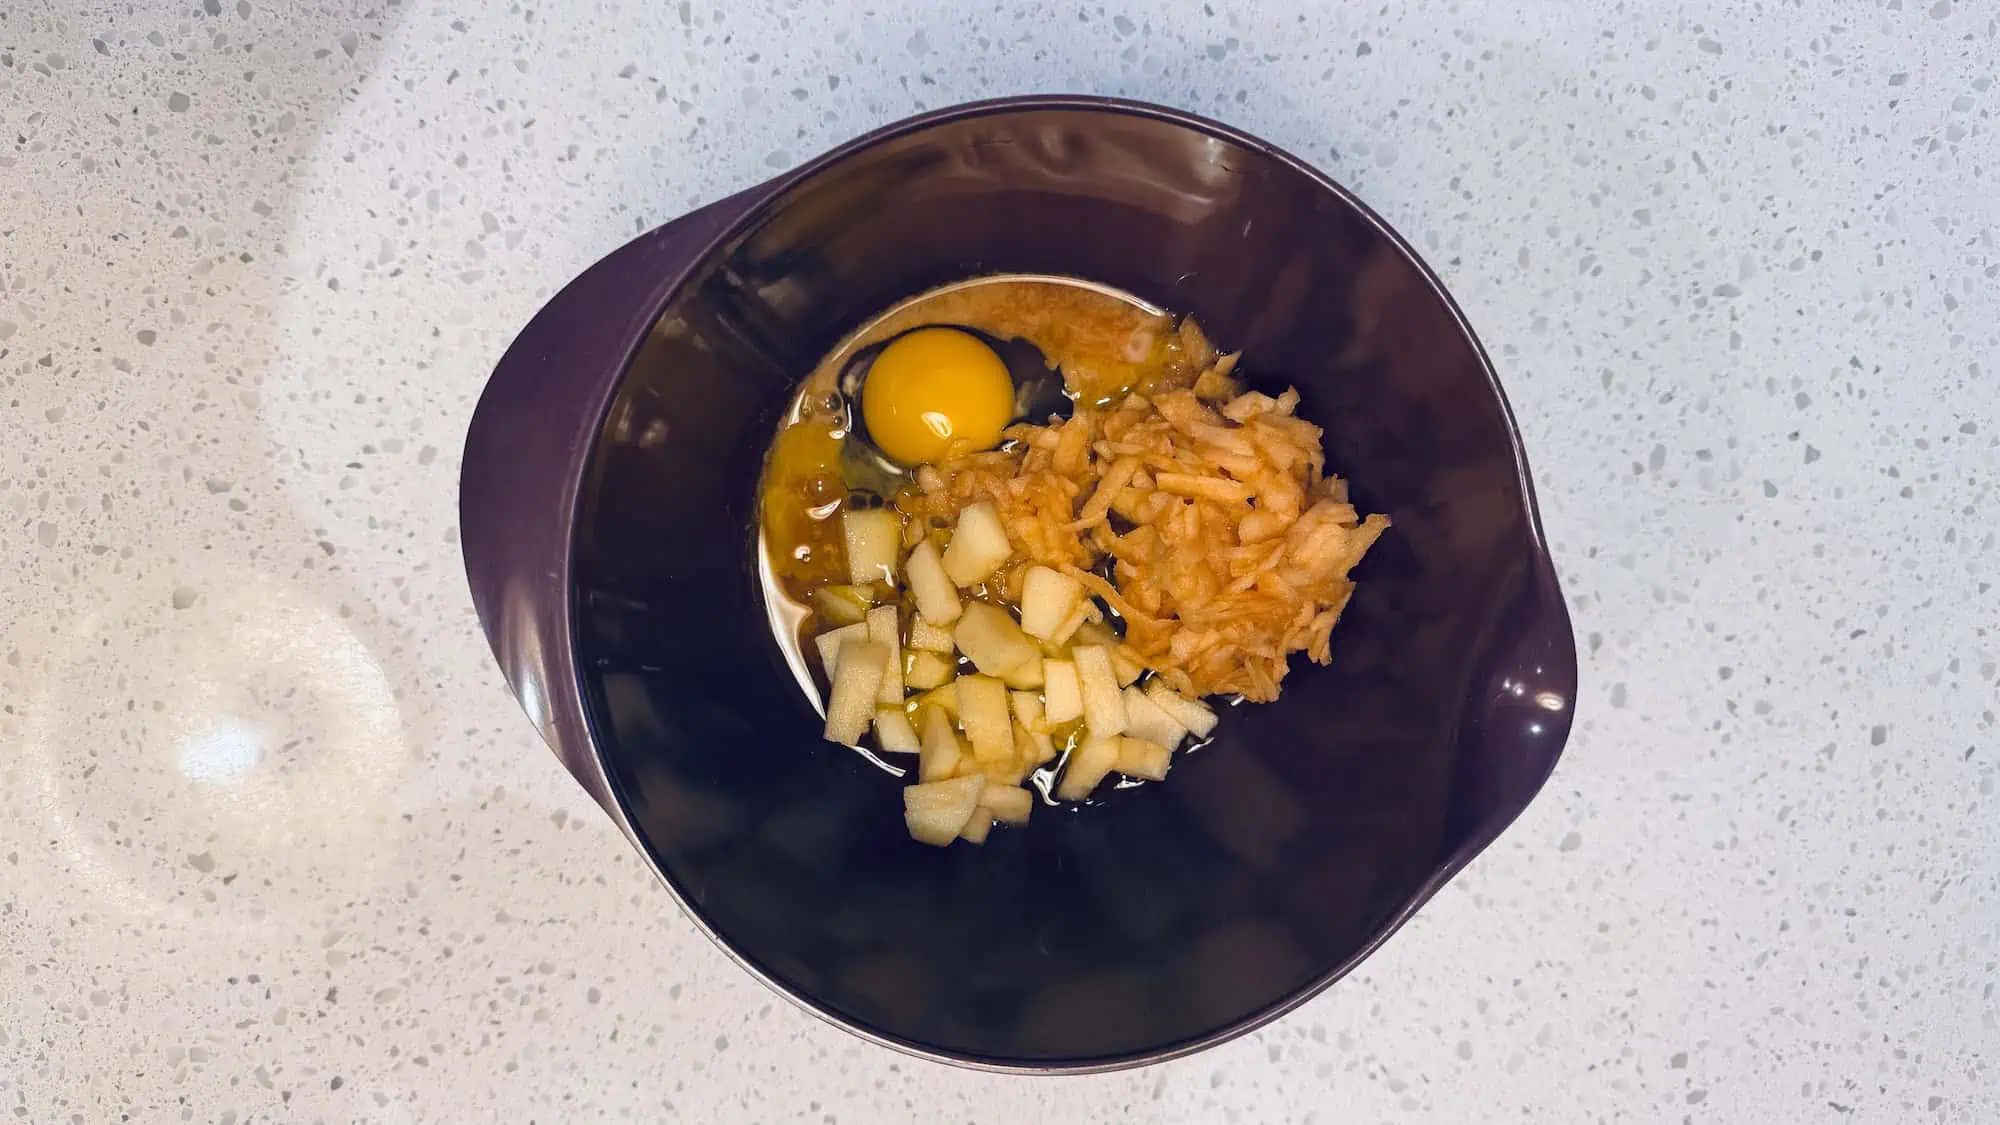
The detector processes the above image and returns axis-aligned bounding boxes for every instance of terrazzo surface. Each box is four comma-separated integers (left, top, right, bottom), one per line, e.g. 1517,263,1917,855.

3,0,1996,1121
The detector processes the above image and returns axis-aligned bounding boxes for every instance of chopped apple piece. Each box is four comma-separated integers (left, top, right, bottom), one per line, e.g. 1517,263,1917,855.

1055,736,1120,801
903,775,986,846
941,501,1012,587
905,539,962,625
1014,720,1056,766
980,784,1033,824
958,812,993,845
812,585,874,626
999,654,1044,690
867,605,904,705
956,674,1013,762
1042,659,1083,724
952,602,1039,677
1045,598,1095,648
904,649,956,691
823,640,889,746
1018,566,1084,641
907,616,955,653
842,508,902,586
1074,646,1127,739
1010,690,1047,733
1011,722,1038,763
981,759,1028,786
1114,736,1172,781
1121,685,1187,749
1072,620,1120,649
914,683,958,717
814,622,868,677
1070,622,1146,682
873,708,921,754
1144,680,1220,738
918,705,963,782
1011,692,1055,757
1110,647,1146,687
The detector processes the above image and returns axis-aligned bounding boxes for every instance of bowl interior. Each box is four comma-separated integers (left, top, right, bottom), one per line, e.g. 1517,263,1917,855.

568,104,1563,1067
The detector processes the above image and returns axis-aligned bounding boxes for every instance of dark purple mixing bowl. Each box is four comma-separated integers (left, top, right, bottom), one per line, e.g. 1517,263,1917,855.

460,96,1575,1071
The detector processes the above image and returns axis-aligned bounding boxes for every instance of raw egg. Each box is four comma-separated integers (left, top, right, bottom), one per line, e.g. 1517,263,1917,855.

861,327,1015,466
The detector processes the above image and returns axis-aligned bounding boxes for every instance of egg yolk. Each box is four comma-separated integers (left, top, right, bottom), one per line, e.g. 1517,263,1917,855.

861,327,1016,467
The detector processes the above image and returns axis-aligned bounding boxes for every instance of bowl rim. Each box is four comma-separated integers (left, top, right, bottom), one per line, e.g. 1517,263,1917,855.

561,93,1574,1073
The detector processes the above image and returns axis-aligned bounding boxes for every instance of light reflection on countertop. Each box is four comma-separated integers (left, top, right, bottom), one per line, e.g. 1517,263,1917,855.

177,718,266,783
19,568,407,926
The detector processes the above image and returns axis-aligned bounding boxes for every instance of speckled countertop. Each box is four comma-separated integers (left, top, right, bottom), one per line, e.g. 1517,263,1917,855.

2,1,1995,1121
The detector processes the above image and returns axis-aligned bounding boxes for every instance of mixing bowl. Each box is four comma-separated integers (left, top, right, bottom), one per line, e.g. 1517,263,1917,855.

460,95,1575,1071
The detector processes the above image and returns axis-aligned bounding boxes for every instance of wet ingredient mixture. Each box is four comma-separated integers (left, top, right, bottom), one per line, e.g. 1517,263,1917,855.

757,275,1388,847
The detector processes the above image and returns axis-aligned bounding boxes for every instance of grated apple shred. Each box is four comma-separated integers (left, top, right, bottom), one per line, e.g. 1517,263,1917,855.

894,348,1387,702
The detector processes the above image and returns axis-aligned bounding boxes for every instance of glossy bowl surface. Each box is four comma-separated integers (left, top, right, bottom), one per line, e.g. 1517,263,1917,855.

460,96,1575,1071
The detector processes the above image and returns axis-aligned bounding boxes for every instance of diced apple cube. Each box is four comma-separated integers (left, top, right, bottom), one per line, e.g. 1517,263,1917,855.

956,674,1013,763
1054,736,1120,801
958,812,993,845
822,640,889,746
918,705,963,782
952,602,1038,677
999,654,1044,690
842,508,902,586
903,775,986,846
1018,566,1084,641
979,784,1033,824
1073,646,1127,739
814,622,867,677
1121,685,1187,749
904,649,956,691
812,585,874,626
907,616,955,653
1042,659,1083,724
873,708,921,754
905,539,962,625
1114,736,1172,781
941,501,1012,587
1144,680,1219,738
867,605,904,705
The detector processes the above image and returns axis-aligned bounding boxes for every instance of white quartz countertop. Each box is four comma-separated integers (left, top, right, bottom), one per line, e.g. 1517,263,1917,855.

4,1,1996,1121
